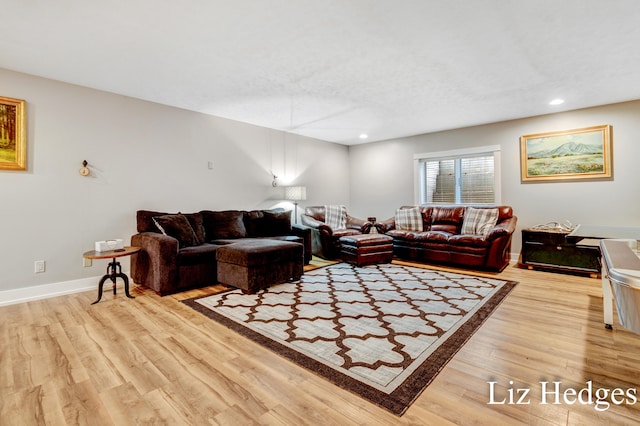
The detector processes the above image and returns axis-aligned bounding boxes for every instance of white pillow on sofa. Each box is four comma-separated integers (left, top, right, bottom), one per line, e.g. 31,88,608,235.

395,207,424,232
461,207,499,236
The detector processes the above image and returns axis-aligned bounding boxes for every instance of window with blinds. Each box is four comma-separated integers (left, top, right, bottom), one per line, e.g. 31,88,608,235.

416,146,500,205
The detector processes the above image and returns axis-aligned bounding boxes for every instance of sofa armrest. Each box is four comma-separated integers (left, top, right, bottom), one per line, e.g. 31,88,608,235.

130,232,179,293
291,223,310,236
376,217,396,234
301,214,334,235
300,215,341,259
346,215,372,233
484,215,518,271
291,224,312,264
486,216,517,241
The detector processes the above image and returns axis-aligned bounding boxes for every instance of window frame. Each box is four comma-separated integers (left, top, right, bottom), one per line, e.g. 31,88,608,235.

413,145,502,206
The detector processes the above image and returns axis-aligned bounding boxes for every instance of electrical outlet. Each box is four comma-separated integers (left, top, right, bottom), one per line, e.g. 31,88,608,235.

34,260,46,273
83,258,92,267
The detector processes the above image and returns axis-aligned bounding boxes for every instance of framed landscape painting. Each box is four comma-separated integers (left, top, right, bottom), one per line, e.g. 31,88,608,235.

520,124,612,182
0,96,26,171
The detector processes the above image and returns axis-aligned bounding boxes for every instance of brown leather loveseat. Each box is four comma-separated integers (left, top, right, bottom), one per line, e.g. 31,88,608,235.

377,205,517,271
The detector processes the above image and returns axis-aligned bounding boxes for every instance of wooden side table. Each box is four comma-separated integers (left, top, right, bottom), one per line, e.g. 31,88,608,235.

83,246,141,304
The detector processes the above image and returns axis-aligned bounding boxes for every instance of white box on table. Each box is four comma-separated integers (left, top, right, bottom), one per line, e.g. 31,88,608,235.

95,239,124,252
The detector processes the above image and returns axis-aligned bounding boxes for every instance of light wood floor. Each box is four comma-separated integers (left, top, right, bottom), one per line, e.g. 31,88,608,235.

2,260,640,425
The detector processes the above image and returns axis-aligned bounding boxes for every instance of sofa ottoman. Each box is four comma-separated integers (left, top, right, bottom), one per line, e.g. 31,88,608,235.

339,234,394,266
216,240,304,294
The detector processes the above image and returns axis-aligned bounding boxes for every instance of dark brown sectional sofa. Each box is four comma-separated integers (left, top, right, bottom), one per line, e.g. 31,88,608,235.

130,209,311,295
377,205,517,271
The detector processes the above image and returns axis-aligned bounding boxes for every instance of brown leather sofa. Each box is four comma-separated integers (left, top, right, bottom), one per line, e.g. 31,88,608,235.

300,206,372,259
131,209,311,295
377,205,517,271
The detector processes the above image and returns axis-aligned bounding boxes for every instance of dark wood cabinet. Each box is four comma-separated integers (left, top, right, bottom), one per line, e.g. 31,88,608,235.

519,229,601,277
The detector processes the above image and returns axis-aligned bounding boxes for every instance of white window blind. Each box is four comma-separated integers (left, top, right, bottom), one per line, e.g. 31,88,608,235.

415,146,500,205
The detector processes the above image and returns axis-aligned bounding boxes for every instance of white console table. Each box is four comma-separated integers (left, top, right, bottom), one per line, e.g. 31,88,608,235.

568,224,640,241
570,225,640,332
600,239,640,333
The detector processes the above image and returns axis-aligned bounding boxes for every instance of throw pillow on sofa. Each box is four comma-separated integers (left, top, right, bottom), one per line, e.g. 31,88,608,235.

181,212,206,244
153,214,200,248
395,206,424,232
461,207,499,236
136,210,205,243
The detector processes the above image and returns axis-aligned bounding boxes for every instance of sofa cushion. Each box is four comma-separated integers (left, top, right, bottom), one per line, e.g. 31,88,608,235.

447,234,491,248
395,207,424,232
243,210,265,237
461,207,499,236
153,214,200,248
325,205,347,230
265,235,303,244
430,207,464,233
200,210,247,240
414,231,450,244
177,243,219,266
216,240,303,267
243,209,292,237
387,229,419,240
213,235,303,246
262,210,292,236
136,210,206,242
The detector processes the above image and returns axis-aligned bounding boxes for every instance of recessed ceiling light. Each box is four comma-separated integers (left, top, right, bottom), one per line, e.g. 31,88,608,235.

359,133,368,139
549,99,565,105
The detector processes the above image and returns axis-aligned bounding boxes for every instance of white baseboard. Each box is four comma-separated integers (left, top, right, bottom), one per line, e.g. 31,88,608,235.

2,255,520,307
0,276,100,307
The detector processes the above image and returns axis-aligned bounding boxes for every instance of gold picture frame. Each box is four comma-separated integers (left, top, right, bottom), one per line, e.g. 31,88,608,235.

520,124,612,182
0,96,26,171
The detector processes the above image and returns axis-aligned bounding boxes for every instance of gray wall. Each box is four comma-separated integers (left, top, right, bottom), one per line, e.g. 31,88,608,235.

3,65,639,297
0,68,349,293
349,100,640,254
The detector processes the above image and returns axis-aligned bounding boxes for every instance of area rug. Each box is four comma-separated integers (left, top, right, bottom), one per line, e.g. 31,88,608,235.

183,262,517,415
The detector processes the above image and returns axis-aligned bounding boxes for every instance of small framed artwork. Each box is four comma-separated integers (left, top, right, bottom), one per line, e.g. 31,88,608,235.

0,96,27,171
520,124,612,182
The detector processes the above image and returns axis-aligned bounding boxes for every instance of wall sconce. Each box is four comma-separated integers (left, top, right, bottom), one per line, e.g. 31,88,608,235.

271,171,278,187
79,160,90,176
285,186,307,223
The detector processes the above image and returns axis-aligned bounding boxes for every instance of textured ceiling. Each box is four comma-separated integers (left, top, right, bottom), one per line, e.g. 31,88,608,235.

2,1,640,145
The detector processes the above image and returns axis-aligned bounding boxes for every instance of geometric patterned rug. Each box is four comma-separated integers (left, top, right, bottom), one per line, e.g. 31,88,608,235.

183,262,517,415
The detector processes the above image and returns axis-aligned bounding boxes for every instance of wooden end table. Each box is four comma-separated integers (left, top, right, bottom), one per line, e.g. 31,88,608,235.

83,246,140,305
